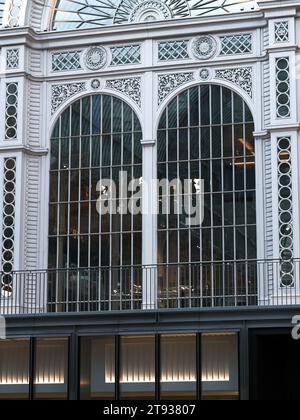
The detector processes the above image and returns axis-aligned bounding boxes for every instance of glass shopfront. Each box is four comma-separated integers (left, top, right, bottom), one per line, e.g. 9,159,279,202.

0,339,30,400
0,332,239,400
79,332,239,400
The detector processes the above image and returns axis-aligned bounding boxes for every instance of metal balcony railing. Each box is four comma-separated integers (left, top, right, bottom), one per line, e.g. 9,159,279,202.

0,260,300,315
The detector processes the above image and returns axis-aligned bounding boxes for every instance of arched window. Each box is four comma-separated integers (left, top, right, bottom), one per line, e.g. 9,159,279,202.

48,95,142,310
50,0,257,30
157,84,256,307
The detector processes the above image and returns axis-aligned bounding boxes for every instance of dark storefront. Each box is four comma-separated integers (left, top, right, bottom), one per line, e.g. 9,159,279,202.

1,307,299,400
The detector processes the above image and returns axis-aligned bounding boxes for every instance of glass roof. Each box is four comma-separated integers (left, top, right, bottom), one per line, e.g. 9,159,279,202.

51,0,259,31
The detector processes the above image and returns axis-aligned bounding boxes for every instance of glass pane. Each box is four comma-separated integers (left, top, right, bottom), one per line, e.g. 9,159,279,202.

202,333,239,400
160,335,196,400
120,336,155,400
80,337,115,400
0,339,30,400
34,338,68,400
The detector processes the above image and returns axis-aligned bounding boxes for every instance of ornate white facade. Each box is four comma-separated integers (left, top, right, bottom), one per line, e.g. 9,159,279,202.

0,0,300,310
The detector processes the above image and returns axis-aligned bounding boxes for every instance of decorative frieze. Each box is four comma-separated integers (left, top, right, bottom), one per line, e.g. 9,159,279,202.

51,82,86,114
106,78,141,107
215,67,253,97
158,72,194,105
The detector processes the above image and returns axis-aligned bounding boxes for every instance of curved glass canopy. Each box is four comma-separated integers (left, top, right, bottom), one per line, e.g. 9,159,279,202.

51,0,258,31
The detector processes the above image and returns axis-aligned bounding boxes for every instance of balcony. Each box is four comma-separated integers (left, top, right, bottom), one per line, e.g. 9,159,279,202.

0,260,300,315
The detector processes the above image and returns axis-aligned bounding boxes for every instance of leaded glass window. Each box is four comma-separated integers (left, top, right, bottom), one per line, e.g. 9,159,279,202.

51,1,258,31
49,95,142,309
157,85,256,306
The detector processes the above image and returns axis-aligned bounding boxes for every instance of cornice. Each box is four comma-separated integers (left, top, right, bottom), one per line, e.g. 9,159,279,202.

0,11,267,49
0,145,49,156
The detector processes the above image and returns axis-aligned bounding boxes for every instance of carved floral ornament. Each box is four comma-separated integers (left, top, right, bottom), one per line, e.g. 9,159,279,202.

83,46,107,70
190,35,218,60
51,77,142,115
51,82,86,114
157,66,253,107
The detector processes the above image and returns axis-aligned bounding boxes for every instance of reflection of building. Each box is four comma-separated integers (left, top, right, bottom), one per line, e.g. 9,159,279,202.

0,0,300,400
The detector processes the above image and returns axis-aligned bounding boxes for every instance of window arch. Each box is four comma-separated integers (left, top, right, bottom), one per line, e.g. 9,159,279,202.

157,84,256,306
50,0,258,31
48,94,142,310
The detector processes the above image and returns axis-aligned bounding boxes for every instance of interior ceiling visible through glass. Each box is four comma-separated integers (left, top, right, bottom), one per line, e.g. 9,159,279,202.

51,0,258,30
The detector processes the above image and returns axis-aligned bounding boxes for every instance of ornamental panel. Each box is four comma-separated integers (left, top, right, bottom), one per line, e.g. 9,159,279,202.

220,34,252,55
51,82,86,114
275,57,290,119
158,73,194,105
106,78,142,107
275,21,289,43
1,158,17,299
84,47,107,70
5,82,18,140
277,137,294,288
191,36,217,60
215,67,253,97
158,40,189,61
6,49,19,69
52,51,82,72
110,45,141,66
